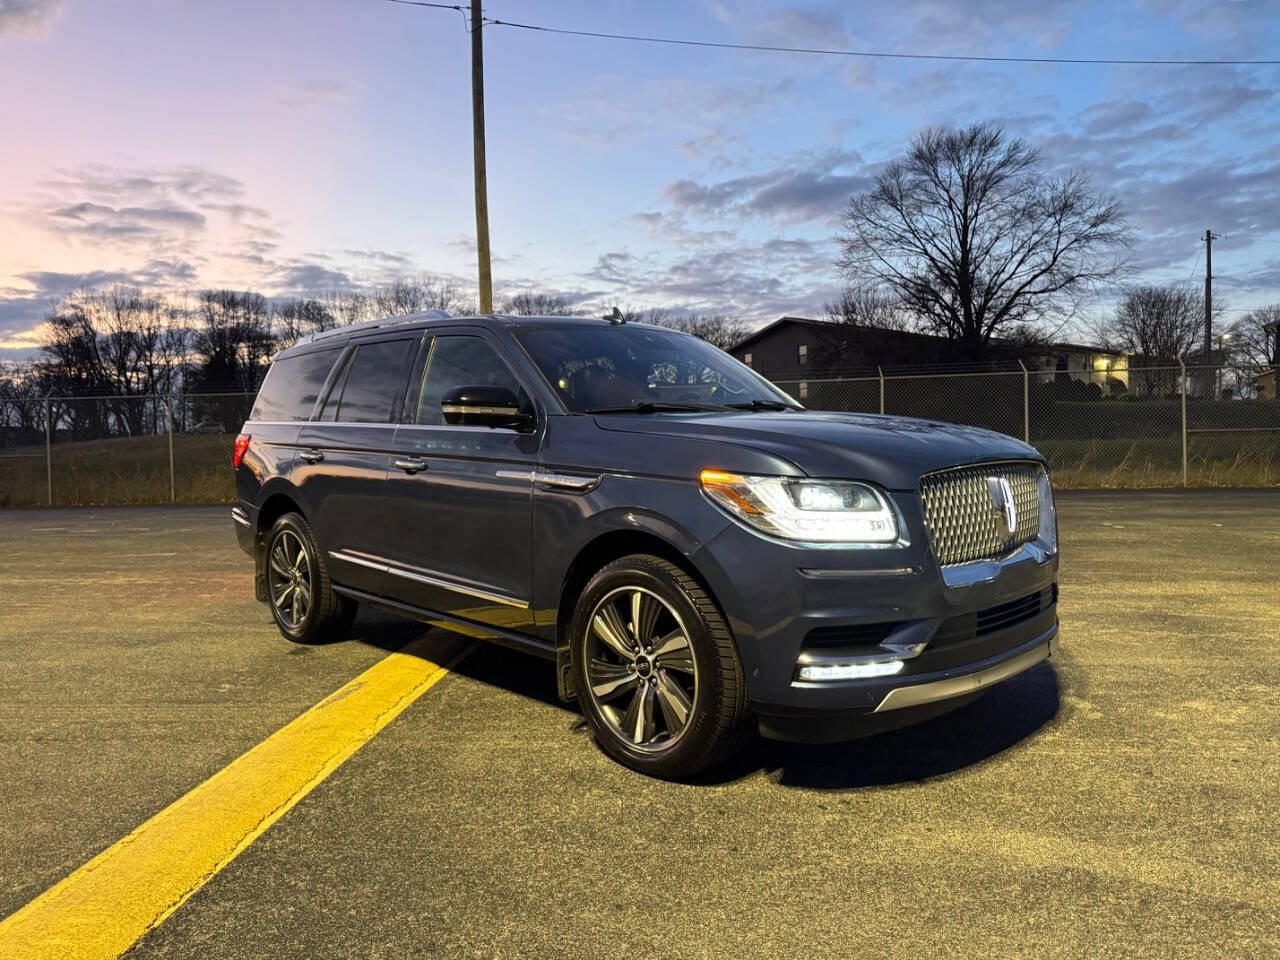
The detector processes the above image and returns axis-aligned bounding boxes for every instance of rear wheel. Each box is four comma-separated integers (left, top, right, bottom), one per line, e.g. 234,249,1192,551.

264,512,355,644
570,554,748,778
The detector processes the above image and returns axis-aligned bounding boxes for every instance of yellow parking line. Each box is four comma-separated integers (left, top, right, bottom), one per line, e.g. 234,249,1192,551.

0,641,473,960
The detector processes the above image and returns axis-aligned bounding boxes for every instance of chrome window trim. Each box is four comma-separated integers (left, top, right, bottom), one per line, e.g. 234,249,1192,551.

328,549,528,608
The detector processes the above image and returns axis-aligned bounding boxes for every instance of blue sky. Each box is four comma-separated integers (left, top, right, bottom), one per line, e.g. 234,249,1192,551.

2,0,1278,359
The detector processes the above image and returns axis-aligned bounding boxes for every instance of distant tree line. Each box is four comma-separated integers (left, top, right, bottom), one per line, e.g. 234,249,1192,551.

0,277,752,414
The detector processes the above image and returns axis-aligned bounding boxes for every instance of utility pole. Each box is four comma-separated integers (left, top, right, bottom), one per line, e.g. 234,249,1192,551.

1203,229,1217,361
470,0,494,313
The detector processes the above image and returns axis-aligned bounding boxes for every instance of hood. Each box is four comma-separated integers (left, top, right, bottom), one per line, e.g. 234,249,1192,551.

593,410,1042,490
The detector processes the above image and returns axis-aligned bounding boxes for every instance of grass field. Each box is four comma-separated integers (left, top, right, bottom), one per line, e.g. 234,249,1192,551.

1,428,1278,507
0,434,236,508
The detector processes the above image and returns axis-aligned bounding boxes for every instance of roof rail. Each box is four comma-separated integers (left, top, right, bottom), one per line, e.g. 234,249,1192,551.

294,309,452,347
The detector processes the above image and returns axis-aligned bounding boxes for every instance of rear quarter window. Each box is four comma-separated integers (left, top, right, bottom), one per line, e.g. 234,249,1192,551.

250,347,341,422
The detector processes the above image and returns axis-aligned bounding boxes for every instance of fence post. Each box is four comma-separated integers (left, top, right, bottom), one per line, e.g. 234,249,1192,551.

44,396,53,507
1179,359,1188,487
165,395,176,504
878,367,885,415
1018,360,1030,444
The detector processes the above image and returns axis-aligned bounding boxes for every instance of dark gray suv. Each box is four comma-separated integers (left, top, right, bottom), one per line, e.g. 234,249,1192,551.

232,312,1058,777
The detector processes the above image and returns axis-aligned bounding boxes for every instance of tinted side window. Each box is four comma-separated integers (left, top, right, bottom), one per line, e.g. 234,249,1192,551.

416,336,521,426
334,339,415,423
251,348,340,421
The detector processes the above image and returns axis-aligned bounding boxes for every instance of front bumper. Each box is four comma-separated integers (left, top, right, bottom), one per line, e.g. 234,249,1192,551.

755,625,1054,742
689,489,1059,741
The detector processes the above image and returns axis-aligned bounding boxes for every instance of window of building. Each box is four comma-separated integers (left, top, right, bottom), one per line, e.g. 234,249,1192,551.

797,343,808,365
798,381,808,399
743,352,753,368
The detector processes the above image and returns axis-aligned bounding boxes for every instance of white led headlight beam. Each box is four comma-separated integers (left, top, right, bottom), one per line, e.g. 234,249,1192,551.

699,470,899,544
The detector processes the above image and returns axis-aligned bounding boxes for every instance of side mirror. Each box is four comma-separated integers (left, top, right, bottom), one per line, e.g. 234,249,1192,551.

440,385,535,431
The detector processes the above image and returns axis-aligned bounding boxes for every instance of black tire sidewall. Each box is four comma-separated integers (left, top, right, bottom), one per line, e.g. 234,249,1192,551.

570,557,737,777
265,513,324,643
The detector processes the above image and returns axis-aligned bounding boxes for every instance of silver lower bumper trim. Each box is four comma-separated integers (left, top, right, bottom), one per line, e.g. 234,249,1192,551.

231,507,250,527
871,630,1053,713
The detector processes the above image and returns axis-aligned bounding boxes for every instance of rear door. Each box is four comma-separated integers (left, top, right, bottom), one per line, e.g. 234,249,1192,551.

295,334,420,594
380,327,541,632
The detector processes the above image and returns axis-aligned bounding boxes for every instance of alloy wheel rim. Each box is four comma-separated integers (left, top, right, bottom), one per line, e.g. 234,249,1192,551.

584,586,698,752
268,530,312,630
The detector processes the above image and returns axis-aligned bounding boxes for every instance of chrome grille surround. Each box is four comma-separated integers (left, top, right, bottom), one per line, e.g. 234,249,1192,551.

919,461,1043,567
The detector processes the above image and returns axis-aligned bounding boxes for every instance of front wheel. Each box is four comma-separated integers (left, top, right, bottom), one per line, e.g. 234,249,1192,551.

264,512,356,644
570,554,748,778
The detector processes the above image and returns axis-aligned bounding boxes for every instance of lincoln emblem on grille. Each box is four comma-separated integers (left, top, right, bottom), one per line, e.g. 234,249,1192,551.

985,476,1017,540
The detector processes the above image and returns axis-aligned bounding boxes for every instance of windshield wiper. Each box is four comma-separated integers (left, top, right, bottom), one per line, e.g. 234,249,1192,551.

585,401,725,414
723,399,801,411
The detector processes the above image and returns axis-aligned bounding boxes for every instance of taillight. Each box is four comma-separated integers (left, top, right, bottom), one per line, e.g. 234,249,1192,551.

233,434,251,469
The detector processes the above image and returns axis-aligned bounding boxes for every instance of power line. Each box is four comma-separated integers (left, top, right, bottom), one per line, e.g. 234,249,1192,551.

480,17,1280,67
378,1,1280,67
381,0,462,10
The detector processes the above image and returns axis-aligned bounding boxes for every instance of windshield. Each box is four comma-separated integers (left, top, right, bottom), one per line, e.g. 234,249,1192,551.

515,323,799,413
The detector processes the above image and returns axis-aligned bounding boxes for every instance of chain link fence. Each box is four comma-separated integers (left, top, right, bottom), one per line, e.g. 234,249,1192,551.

2,364,1277,506
772,362,1280,488
0,393,255,508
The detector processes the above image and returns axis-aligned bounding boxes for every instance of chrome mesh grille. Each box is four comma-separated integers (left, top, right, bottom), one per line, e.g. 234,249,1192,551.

919,462,1043,567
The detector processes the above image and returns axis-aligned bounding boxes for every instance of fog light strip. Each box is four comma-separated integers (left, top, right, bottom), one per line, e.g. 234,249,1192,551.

798,659,905,681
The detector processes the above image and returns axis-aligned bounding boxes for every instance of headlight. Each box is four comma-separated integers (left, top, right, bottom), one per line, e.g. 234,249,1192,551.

1037,472,1057,554
699,469,898,544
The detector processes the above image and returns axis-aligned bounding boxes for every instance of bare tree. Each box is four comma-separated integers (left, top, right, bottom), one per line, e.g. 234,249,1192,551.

500,291,581,316
838,123,1129,359
823,286,916,333
812,286,928,370
319,289,375,327
272,298,337,349
373,276,469,317
1100,285,1210,361
1226,304,1280,369
191,290,274,393
652,313,750,351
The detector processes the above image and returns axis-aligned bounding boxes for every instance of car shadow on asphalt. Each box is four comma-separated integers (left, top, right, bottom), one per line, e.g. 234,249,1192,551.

354,614,1061,791
707,662,1061,790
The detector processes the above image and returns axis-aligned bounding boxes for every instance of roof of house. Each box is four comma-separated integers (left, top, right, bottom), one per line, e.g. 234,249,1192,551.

729,315,1118,357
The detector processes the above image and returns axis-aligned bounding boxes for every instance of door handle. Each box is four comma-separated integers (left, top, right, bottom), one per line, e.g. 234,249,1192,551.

299,449,324,463
394,457,428,474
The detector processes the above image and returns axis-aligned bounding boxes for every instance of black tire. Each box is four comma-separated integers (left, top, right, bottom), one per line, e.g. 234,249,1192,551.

263,512,356,644
569,554,748,778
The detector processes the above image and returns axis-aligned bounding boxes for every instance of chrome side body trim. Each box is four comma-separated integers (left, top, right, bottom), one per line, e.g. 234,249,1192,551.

871,628,1055,714
231,507,251,527
329,549,528,608
797,566,919,578
494,468,600,492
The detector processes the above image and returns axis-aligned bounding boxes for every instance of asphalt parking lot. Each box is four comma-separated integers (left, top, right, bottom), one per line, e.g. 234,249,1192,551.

1,491,1277,959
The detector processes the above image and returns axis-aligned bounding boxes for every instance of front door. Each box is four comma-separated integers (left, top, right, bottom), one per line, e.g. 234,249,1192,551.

380,328,541,633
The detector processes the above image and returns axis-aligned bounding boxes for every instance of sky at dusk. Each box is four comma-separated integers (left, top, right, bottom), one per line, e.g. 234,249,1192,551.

2,0,1279,360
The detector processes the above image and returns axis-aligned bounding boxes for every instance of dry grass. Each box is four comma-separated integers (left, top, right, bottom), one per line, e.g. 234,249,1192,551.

0,434,236,508
2,431,1277,507
1039,436,1280,488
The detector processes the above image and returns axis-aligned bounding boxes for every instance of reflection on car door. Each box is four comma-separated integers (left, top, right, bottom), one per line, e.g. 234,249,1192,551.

381,328,540,632
295,334,419,595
